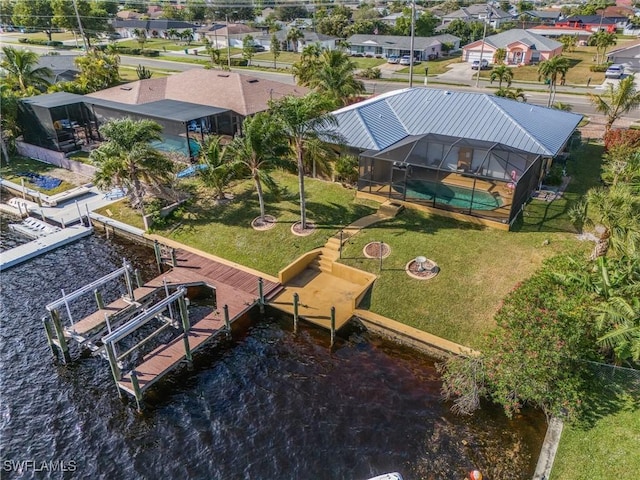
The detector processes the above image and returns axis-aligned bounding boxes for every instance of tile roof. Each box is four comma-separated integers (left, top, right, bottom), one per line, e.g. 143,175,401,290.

481,29,562,51
347,34,460,50
329,88,582,156
86,70,308,117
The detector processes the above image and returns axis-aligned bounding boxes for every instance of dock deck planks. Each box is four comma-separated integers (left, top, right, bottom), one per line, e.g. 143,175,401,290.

68,248,280,397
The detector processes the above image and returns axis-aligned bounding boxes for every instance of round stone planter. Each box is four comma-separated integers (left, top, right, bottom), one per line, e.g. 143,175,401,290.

363,241,391,259
251,215,277,231
291,221,316,237
405,258,439,280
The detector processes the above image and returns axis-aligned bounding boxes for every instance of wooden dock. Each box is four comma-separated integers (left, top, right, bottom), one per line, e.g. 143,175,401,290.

67,249,281,400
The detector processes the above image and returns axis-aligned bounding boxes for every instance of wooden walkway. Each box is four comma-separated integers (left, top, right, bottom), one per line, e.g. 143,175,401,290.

71,248,281,397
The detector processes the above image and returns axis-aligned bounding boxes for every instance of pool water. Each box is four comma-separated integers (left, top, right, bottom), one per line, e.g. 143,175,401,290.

402,179,502,210
151,136,201,157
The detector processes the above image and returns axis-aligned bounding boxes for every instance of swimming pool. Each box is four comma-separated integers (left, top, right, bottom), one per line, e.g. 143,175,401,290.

400,179,502,210
151,136,200,157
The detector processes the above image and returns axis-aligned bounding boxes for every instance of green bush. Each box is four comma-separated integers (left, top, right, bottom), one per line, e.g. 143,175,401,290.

116,47,142,55
141,49,160,57
590,63,611,72
357,67,382,79
16,38,62,46
229,58,248,67
544,164,564,186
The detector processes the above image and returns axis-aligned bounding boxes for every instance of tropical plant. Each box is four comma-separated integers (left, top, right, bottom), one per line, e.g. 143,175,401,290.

204,39,221,68
166,28,179,41
286,27,304,52
558,34,578,53
12,0,54,42
197,136,233,201
271,33,281,69
494,86,526,101
588,76,640,133
90,118,175,213
489,65,513,88
552,101,573,111
74,49,121,93
0,46,52,93
242,35,256,66
132,28,147,49
492,47,507,65
299,50,365,107
589,30,616,64
538,56,571,107
0,84,19,162
269,93,342,230
334,154,359,185
136,64,153,80
224,112,290,223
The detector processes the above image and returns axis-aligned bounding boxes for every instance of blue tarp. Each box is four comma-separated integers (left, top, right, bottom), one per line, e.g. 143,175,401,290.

176,164,208,178
18,172,62,190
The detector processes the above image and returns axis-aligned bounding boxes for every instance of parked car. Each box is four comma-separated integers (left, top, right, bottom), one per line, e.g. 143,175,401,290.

387,55,400,64
249,44,265,52
399,55,411,65
605,64,624,79
471,59,489,70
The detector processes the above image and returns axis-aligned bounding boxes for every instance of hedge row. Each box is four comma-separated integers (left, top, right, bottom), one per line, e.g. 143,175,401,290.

18,38,63,47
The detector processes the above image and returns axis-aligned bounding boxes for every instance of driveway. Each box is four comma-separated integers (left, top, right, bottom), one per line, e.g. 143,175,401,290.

436,62,474,83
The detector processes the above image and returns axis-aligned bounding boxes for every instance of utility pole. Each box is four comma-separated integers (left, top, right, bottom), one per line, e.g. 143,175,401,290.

409,0,416,88
72,0,88,52
474,8,492,88
225,14,231,70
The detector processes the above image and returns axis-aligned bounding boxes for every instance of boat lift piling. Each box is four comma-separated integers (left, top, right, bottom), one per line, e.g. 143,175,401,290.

258,277,265,314
330,307,336,348
293,293,299,333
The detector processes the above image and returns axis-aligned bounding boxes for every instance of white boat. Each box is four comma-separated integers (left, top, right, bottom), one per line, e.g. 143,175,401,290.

8,217,61,239
366,473,403,480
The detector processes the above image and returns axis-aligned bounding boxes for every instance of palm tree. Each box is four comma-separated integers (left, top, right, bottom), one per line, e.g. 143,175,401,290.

494,86,526,101
90,118,175,213
0,46,52,93
166,28,179,41
538,56,571,107
271,33,281,69
492,47,507,65
269,93,342,230
132,28,147,49
489,65,513,88
197,136,234,201
304,50,365,107
588,76,640,133
291,44,323,86
552,101,573,111
225,113,290,223
286,27,304,52
0,84,18,163
589,30,616,64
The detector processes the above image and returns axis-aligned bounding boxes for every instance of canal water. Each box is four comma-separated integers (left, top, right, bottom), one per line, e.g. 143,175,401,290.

0,225,546,480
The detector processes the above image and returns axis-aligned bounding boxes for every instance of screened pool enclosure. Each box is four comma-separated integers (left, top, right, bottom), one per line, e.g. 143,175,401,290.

358,133,544,225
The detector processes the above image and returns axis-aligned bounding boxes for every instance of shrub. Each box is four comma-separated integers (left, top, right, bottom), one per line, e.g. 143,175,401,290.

16,38,62,46
116,47,142,55
357,67,381,79
334,155,359,185
229,58,248,66
141,49,160,57
544,164,564,186
603,128,640,151
589,63,610,72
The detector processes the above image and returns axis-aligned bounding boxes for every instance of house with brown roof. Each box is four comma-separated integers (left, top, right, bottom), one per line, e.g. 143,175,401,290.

197,23,262,48
86,69,308,132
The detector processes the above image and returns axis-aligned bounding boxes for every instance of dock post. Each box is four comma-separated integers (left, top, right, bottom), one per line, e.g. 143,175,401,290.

42,318,57,358
85,204,91,227
94,289,104,310
129,370,143,412
170,248,177,268
178,295,192,365
153,240,162,273
105,342,123,398
293,293,299,334
330,306,336,348
60,217,65,229
258,277,265,314
21,178,26,200
223,304,231,336
339,230,343,259
61,288,74,326
50,309,70,364
124,263,135,302
134,269,143,289
75,201,83,226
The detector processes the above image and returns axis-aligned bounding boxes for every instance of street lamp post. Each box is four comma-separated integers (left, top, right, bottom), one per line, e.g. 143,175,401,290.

225,14,232,70
474,8,492,88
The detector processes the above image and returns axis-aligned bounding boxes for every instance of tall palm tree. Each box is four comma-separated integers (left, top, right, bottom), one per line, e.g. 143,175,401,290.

589,30,616,64
197,136,233,201
492,47,507,65
0,46,52,93
225,113,290,223
132,28,147,49
489,65,513,88
269,93,342,230
588,76,640,133
291,44,322,86
90,118,175,213
538,56,571,107
494,86,526,101
305,50,365,107
286,28,304,52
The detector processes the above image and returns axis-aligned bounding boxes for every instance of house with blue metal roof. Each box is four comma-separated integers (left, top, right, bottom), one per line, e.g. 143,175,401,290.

329,88,582,229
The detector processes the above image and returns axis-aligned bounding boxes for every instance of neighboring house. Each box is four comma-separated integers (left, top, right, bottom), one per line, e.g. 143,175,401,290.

195,23,226,46
253,30,338,52
555,15,617,33
518,10,563,25
112,19,198,39
606,40,640,71
346,34,461,60
200,23,261,48
286,18,314,30
116,10,144,20
86,69,308,128
526,25,594,44
328,88,581,229
462,29,562,65
597,6,636,29
380,10,421,27
38,54,79,84
441,4,513,29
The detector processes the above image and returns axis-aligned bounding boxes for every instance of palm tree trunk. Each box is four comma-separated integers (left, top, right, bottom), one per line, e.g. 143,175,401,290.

1,135,10,164
254,174,265,222
297,141,306,230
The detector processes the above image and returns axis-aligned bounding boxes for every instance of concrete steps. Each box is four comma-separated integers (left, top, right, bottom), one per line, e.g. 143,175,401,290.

309,251,335,274
379,200,405,218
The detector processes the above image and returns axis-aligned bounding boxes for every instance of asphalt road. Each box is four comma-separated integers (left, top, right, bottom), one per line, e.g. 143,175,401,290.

5,42,640,121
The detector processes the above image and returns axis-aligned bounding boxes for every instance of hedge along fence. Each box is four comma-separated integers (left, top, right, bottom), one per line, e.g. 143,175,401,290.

95,45,160,57
18,38,64,47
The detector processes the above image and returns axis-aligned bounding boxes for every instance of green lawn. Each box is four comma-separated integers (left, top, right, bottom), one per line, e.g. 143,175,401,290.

397,54,463,75
118,66,172,81
478,46,605,86
551,375,640,480
0,156,77,195
15,31,76,41
254,51,299,64
117,38,206,51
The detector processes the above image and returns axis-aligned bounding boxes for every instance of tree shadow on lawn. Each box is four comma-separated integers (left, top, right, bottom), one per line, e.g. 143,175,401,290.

363,208,485,236
572,367,640,431
303,200,377,229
